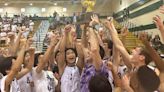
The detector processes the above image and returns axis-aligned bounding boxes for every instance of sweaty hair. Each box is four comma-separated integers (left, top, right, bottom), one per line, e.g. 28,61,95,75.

102,39,113,50
34,52,44,67
102,39,113,56
65,48,78,64
139,47,152,65
89,74,112,92
0,56,16,76
137,65,160,92
65,48,78,58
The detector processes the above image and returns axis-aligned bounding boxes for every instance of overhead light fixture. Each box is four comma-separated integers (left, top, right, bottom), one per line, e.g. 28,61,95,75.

63,8,67,12
4,3,8,6
41,8,46,12
30,3,33,6
54,3,57,6
21,8,25,12
0,8,3,13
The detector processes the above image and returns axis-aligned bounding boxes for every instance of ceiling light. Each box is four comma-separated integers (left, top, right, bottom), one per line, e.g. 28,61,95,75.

30,3,33,6
41,8,46,12
54,3,57,6
63,8,67,12
4,3,8,6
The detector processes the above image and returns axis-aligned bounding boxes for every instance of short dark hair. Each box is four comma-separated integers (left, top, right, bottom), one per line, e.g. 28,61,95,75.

139,47,152,65
137,65,160,92
65,48,78,58
89,74,112,92
0,56,16,76
34,52,44,67
102,39,113,50
102,39,113,56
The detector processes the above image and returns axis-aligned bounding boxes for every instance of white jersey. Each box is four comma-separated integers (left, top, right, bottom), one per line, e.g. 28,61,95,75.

1,76,21,92
61,66,80,92
29,22,34,31
18,72,33,92
3,24,8,31
18,17,22,24
11,25,17,32
31,68,58,92
118,65,127,77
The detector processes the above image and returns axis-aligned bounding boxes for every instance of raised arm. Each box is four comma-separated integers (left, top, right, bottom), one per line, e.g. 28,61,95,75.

5,44,26,92
139,33,164,71
58,28,68,76
48,39,61,68
16,48,35,79
8,33,15,55
54,39,61,54
95,31,105,48
88,27,102,71
75,41,84,73
111,46,122,87
104,18,132,71
153,15,164,42
9,31,23,56
65,25,75,48
81,24,88,48
120,27,128,46
81,24,91,66
36,34,58,73
159,5,164,14
88,15,102,71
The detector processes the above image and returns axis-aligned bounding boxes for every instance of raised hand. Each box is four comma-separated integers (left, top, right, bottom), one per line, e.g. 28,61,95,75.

159,5,164,14
153,15,164,40
91,14,100,23
121,74,134,92
89,14,100,26
139,32,149,43
8,32,15,40
27,47,35,55
107,62,113,70
103,17,117,34
18,28,25,34
153,15,164,31
121,27,129,37
64,25,72,34
103,17,114,29
50,34,58,46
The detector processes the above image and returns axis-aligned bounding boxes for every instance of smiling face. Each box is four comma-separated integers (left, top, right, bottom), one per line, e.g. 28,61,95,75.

65,49,76,64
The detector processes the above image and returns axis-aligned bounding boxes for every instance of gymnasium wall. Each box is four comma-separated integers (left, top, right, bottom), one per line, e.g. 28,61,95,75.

112,0,164,42
0,0,112,17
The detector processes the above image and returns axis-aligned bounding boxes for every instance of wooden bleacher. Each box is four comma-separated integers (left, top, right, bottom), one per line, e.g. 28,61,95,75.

113,19,143,51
